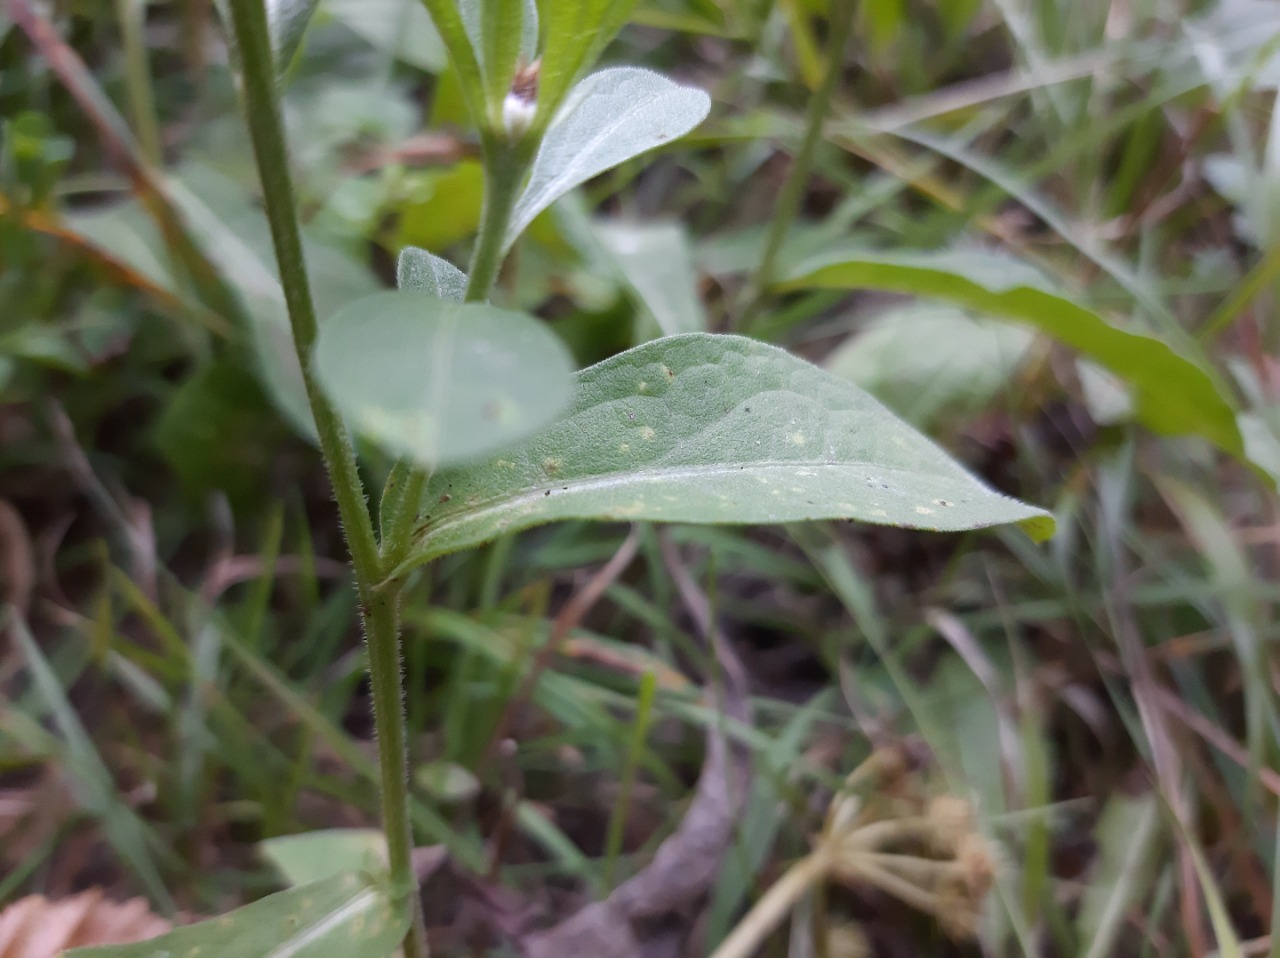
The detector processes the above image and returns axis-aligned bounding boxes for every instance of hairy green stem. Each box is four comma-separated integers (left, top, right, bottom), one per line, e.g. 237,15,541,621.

465,137,536,301
224,2,426,955
383,465,428,567
739,0,854,328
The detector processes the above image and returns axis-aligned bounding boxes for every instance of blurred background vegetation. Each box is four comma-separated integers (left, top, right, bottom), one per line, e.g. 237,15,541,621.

1,0,1279,955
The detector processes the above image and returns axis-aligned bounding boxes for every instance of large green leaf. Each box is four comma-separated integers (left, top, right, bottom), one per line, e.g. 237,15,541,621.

537,0,639,123
504,67,711,250
63,872,408,958
394,333,1052,572
313,291,574,467
781,247,1243,453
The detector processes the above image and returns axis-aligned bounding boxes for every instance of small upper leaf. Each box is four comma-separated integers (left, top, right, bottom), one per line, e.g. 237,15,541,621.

313,291,574,467
397,247,468,301
782,247,1243,454
62,872,408,958
215,0,319,79
477,0,525,114
504,67,711,250
537,0,639,122
395,333,1052,572
266,0,321,74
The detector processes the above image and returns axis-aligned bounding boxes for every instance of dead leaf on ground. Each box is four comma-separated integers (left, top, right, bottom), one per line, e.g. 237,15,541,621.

0,889,169,957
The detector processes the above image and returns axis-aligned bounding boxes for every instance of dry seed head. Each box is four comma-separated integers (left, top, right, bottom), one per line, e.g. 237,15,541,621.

826,921,871,958
934,833,997,939
512,58,540,101
926,794,975,856
955,832,997,898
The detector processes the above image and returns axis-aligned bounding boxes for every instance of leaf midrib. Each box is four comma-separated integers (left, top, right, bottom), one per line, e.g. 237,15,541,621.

411,457,1006,555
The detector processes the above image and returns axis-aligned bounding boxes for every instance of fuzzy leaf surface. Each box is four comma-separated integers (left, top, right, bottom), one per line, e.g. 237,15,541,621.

399,333,1052,570
505,67,711,250
396,247,468,301
266,0,320,72
63,872,407,958
313,292,573,467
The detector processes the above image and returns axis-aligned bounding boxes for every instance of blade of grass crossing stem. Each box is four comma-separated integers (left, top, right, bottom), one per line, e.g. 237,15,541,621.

516,801,604,895
706,690,835,947
874,126,1213,364
1080,795,1161,958
1271,824,1280,958
1168,800,1246,958
220,624,486,870
176,616,224,830
605,669,658,886
114,0,161,164
241,503,285,649
8,611,176,911
1157,478,1280,819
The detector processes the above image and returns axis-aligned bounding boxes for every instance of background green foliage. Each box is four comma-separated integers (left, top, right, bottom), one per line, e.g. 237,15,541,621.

2,0,1279,955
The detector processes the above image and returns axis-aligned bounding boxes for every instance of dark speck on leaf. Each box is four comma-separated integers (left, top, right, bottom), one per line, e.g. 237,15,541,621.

544,490,551,496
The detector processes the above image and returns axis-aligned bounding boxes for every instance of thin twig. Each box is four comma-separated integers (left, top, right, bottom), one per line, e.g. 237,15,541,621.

479,525,643,776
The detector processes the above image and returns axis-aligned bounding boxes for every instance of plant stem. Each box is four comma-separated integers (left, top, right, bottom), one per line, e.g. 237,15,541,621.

738,0,854,329
115,0,163,165
363,587,419,899
465,136,536,301
224,2,426,955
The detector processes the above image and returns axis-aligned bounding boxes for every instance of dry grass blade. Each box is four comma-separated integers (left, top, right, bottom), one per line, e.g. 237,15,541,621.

0,500,36,621
480,525,644,775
